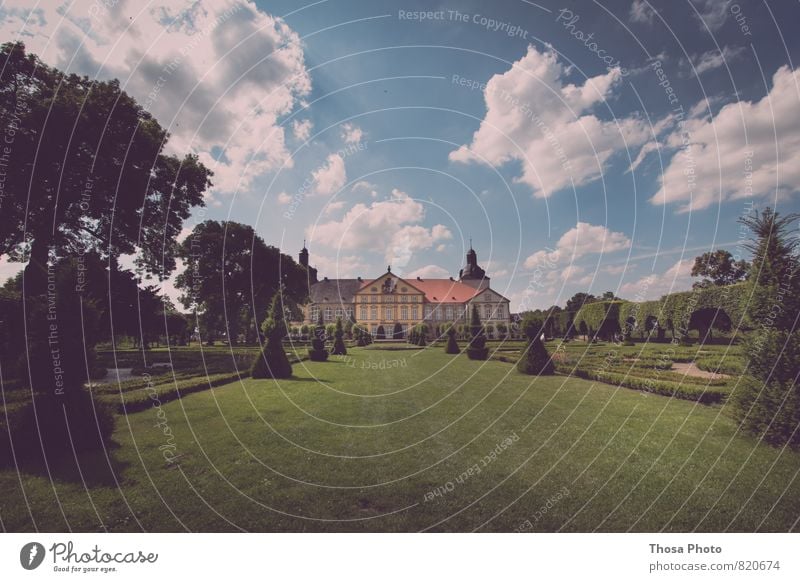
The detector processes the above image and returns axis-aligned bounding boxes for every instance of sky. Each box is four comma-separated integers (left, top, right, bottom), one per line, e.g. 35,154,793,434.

1,0,799,311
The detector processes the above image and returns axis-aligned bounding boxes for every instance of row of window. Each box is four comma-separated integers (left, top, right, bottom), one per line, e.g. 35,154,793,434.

358,294,420,303
310,307,354,322
310,303,505,322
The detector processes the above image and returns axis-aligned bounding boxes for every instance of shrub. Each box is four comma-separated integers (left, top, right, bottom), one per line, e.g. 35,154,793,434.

376,325,385,340
695,355,745,376
466,305,489,360
252,293,292,379
308,312,329,362
2,388,116,465
517,334,555,375
445,326,460,354
331,317,347,355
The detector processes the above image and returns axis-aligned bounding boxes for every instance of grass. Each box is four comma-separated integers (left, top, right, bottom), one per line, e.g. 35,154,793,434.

1,346,797,532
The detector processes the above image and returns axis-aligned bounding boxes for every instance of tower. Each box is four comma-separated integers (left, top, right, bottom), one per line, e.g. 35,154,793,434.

459,241,489,290
299,241,318,284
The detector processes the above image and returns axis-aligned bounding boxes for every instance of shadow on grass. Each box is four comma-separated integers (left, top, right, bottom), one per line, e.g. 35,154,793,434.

3,441,129,487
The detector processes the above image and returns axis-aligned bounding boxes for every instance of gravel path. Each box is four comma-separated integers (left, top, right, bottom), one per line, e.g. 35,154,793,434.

671,362,730,380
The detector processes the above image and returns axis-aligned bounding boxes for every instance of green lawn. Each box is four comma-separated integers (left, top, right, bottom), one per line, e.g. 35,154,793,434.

1,347,798,532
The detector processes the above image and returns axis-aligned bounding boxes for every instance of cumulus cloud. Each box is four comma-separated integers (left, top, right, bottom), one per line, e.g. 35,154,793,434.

312,154,347,196
276,191,293,205
450,45,651,197
629,0,655,24
692,0,731,31
524,222,631,269
650,65,800,212
292,119,314,142
309,253,368,279
308,189,452,265
406,264,451,279
620,259,693,298
0,256,24,285
688,46,746,76
340,122,363,144
0,1,312,196
352,180,378,197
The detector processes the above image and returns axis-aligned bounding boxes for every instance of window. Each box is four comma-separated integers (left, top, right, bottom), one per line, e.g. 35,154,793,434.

346,308,353,320
497,304,504,319
324,307,332,321
360,307,368,321
445,305,453,320
385,307,393,320
335,308,343,319
370,294,377,303
360,295,368,303
425,305,433,319
435,307,442,321
310,307,319,322
411,306,418,320
371,306,377,320
401,306,408,320
484,304,492,320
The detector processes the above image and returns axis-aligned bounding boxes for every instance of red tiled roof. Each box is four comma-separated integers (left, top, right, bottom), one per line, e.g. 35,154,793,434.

404,278,480,303
357,274,481,303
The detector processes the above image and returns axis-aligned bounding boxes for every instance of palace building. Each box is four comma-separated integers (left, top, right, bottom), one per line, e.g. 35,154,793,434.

298,244,510,337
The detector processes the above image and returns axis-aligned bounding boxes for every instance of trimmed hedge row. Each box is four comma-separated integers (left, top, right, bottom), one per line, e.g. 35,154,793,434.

99,372,246,413
695,355,746,376
567,368,729,403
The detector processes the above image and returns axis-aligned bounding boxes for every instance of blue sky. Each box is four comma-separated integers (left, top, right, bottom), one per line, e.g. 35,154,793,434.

2,0,799,310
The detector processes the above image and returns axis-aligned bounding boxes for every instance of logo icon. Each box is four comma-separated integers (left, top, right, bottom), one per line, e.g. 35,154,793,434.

20,542,45,570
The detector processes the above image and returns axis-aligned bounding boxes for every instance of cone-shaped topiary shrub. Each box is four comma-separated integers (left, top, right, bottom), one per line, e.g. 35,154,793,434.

331,317,347,355
517,317,554,375
466,305,489,360
445,325,460,354
252,293,292,379
308,311,329,361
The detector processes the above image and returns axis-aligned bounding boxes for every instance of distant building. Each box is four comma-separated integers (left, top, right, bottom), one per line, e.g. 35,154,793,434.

299,244,510,337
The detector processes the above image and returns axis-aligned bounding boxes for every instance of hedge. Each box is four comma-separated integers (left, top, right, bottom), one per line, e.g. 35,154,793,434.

567,368,729,404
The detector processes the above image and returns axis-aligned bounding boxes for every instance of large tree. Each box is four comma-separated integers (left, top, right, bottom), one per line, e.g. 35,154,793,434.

691,250,749,288
175,221,307,345
732,208,800,446
0,42,211,457
565,292,596,313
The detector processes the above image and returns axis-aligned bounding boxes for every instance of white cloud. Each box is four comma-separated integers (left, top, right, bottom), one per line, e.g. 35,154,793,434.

0,1,312,196
309,189,451,265
292,119,313,142
524,222,631,269
629,0,655,24
690,46,746,76
340,122,363,144
312,153,347,196
406,264,450,279
309,254,367,279
651,65,800,212
450,45,650,197
324,200,346,214
620,259,693,298
276,191,293,205
693,0,730,31
352,180,378,198
0,256,24,285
